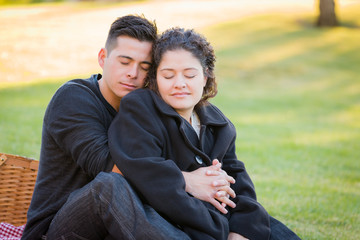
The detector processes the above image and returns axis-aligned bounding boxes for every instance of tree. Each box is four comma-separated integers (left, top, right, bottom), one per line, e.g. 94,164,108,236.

316,0,339,27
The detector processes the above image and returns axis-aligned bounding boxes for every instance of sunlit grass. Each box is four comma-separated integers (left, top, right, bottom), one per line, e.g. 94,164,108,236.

204,8,360,240
1,4,359,240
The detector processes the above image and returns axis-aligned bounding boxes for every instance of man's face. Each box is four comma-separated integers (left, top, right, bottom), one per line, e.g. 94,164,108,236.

98,36,153,109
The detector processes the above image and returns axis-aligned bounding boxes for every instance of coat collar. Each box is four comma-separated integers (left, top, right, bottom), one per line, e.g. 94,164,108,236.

149,90,228,127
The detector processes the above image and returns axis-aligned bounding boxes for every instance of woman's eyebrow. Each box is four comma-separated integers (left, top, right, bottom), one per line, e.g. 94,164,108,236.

159,68,174,71
184,68,198,71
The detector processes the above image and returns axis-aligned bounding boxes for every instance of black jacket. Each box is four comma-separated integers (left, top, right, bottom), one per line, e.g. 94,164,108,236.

22,75,116,240
109,89,270,240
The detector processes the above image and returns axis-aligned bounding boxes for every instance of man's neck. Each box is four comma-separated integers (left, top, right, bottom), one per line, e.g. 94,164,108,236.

98,77,121,111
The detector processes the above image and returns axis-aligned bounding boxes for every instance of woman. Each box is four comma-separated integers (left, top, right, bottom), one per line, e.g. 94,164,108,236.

109,28,299,240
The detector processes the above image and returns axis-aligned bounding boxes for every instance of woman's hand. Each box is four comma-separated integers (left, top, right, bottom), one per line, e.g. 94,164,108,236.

228,232,249,240
182,159,236,214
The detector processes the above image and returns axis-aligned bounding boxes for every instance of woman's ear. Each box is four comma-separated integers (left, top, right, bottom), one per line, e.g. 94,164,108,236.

98,48,107,69
203,69,209,87
203,76,208,87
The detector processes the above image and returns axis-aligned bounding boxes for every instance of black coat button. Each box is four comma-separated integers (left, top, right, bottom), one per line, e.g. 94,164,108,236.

194,155,203,164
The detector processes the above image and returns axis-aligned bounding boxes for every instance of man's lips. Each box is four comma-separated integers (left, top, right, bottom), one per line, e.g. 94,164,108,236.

120,82,137,89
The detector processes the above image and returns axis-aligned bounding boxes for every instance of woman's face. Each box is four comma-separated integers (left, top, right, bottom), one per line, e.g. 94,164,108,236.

156,49,207,121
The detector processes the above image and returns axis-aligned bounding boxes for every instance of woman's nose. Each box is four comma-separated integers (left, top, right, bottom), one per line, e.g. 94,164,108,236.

174,76,186,88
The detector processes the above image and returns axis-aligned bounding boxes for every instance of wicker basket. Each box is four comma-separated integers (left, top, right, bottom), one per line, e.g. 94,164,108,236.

0,153,39,226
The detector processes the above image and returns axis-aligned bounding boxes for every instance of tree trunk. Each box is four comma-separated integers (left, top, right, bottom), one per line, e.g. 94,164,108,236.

317,0,339,27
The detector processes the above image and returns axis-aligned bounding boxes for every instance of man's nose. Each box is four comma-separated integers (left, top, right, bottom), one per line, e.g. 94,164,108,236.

127,64,138,79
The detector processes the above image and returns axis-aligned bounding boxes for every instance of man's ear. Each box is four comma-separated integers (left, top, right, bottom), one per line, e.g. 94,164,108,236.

98,48,107,69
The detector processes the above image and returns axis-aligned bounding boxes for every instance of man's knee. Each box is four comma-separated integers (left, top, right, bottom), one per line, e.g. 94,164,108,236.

92,172,121,187
90,172,135,203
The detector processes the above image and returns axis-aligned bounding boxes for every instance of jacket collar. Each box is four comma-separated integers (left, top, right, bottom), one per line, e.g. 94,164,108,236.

149,90,228,127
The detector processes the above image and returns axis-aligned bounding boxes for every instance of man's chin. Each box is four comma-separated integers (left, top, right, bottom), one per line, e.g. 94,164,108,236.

118,89,136,98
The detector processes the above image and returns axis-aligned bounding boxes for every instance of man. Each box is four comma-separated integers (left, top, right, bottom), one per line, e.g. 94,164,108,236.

22,15,234,240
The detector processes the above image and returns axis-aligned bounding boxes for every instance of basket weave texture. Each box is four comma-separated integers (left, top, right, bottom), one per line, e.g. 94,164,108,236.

0,153,39,226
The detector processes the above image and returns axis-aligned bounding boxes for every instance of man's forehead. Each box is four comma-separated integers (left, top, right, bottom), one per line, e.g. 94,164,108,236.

110,36,152,61
115,35,153,47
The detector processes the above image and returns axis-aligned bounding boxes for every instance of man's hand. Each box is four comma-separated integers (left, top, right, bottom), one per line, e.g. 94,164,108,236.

182,159,236,214
112,165,123,175
228,232,249,240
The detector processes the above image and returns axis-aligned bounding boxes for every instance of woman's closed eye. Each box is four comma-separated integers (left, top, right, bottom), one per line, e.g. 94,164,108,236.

184,69,198,79
164,75,175,79
160,70,175,79
184,74,196,79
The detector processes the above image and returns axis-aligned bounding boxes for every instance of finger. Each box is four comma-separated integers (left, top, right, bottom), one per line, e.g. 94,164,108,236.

209,198,228,214
212,159,220,166
217,186,236,198
226,186,236,198
215,196,236,209
211,159,222,169
212,179,230,187
227,175,236,184
205,170,221,176
219,169,235,184
215,190,227,198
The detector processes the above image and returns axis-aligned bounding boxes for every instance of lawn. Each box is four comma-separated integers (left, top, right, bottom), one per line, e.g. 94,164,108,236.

1,4,359,240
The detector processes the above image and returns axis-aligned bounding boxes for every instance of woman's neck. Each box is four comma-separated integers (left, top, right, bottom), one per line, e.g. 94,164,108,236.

177,109,193,123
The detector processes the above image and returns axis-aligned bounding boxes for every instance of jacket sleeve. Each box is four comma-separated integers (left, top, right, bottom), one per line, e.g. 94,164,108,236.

108,91,229,240
221,131,270,240
45,82,113,177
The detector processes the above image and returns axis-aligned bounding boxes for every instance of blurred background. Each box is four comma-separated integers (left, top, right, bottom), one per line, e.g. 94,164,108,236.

0,0,338,84
1,0,359,239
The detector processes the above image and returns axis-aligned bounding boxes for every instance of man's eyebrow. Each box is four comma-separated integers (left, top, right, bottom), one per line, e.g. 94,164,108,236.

118,55,151,65
118,55,132,60
141,61,152,65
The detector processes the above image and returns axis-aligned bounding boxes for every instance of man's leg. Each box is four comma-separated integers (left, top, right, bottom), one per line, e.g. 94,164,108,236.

269,215,301,240
46,172,190,240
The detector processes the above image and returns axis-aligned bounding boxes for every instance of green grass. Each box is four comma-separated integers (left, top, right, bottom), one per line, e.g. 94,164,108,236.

205,7,360,240
0,80,66,158
1,5,360,240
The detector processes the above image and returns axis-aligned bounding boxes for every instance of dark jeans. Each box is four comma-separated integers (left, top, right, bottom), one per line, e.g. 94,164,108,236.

47,172,190,240
47,172,300,240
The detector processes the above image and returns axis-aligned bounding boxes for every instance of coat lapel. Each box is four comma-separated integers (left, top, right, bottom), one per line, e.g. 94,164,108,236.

151,91,200,149
150,91,233,165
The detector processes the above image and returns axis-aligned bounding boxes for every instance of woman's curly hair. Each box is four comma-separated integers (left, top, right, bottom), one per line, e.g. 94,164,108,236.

145,27,217,105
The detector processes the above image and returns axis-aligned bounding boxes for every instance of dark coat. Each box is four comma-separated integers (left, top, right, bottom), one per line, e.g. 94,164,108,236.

109,89,270,240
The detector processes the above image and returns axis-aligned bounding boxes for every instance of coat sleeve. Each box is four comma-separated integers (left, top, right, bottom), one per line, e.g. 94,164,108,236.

221,129,270,240
45,82,113,177
108,91,229,240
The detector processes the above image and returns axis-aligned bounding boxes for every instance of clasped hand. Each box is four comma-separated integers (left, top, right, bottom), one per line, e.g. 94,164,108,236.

183,159,236,214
